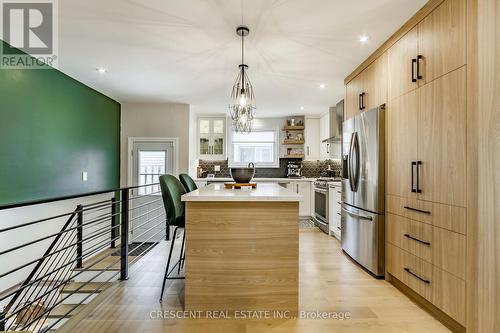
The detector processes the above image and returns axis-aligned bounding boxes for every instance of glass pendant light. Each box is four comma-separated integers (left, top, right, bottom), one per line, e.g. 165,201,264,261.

229,25,255,133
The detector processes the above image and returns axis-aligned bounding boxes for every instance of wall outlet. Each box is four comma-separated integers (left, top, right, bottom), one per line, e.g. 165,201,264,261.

82,171,88,181
214,165,220,172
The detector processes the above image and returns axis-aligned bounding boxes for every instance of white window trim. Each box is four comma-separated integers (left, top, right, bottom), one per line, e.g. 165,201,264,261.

227,127,280,168
127,137,179,187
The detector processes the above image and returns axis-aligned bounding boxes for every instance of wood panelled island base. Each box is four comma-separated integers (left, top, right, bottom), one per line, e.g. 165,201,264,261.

182,184,300,315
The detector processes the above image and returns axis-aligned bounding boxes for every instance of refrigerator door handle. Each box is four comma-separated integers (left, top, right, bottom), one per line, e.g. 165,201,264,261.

341,206,373,221
348,133,355,191
352,132,360,192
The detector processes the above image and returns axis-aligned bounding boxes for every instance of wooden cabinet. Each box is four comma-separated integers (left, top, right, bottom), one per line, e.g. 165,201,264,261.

387,212,466,279
363,53,388,110
388,243,466,325
386,195,467,235
345,74,364,120
418,67,467,207
345,53,387,119
346,0,469,327
387,89,419,199
418,0,466,84
388,26,418,100
197,116,226,160
387,67,466,208
304,117,320,160
387,0,466,102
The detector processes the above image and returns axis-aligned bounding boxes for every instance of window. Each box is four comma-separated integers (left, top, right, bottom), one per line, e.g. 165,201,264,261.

229,130,279,167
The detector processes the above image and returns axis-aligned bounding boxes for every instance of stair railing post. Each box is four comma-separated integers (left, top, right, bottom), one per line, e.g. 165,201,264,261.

110,195,118,248
0,309,5,331
76,204,83,268
120,188,129,280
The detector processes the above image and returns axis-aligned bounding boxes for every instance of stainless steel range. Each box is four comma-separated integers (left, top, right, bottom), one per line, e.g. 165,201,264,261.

313,177,341,234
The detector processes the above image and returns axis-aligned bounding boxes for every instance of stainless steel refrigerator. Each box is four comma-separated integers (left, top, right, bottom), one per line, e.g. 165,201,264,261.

341,105,385,277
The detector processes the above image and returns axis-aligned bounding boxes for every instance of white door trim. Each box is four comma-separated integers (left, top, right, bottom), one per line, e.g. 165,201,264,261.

127,137,179,186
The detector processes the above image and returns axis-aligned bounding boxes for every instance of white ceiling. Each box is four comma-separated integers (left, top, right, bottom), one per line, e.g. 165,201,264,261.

58,0,427,117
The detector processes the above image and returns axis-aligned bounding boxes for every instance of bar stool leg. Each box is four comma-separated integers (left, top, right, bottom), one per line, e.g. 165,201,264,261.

160,226,179,302
178,230,185,274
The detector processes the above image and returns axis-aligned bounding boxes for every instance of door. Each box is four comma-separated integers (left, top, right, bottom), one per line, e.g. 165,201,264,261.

387,26,418,100
319,112,330,160
418,67,466,207
363,53,388,111
304,117,320,160
353,106,385,213
387,89,418,199
131,141,174,242
417,0,466,85
345,74,364,119
297,182,311,217
341,204,384,277
212,118,225,156
198,118,211,156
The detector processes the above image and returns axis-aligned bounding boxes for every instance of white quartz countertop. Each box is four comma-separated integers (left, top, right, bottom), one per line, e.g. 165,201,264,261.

195,177,316,182
182,183,302,202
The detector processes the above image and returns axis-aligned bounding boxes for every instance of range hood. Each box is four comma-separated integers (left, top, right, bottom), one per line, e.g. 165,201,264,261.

322,100,344,143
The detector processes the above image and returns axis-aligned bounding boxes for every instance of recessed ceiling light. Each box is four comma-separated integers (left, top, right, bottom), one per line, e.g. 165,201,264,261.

319,83,326,89
359,35,370,43
300,106,305,110
96,67,107,74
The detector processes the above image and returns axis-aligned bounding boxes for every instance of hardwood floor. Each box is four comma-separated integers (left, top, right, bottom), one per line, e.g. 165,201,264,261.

60,229,451,333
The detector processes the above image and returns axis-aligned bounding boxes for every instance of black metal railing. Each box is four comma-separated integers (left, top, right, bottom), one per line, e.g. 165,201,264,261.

0,183,166,332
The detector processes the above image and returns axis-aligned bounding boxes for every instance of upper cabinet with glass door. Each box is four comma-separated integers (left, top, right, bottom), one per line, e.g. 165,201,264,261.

197,116,226,160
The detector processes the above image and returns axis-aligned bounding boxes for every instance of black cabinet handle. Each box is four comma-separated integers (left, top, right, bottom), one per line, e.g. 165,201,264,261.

411,58,417,82
361,92,366,110
403,206,431,215
327,143,330,154
404,267,430,284
411,161,417,193
404,233,431,246
416,161,422,193
417,55,423,80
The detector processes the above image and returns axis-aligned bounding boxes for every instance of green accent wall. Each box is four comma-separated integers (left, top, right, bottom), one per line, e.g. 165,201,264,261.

0,40,120,206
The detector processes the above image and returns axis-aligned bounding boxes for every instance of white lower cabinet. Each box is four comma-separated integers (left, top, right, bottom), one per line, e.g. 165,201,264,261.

286,181,312,217
329,183,342,239
297,182,311,217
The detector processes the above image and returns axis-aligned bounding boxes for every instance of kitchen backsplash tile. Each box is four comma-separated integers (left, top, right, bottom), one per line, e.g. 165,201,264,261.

198,159,342,179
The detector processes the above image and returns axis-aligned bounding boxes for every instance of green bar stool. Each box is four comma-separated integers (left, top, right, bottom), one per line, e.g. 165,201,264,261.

159,174,186,302
179,173,198,192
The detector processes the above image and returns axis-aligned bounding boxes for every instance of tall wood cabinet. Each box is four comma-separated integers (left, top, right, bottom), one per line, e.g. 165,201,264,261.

387,67,467,207
346,0,470,330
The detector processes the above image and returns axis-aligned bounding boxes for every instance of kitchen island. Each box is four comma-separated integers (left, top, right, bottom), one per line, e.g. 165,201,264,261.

181,183,300,315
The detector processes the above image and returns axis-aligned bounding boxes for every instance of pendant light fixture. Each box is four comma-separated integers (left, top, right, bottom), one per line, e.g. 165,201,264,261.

229,24,255,133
